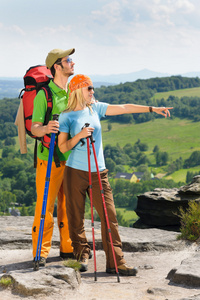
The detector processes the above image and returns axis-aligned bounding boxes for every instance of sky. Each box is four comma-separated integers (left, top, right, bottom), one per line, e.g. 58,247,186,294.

1,0,200,78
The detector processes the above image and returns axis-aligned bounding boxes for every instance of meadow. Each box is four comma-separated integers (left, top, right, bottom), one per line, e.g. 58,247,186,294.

152,86,200,100
101,118,200,163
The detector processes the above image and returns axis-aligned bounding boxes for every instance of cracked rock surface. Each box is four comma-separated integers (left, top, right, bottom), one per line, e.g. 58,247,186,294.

1,266,80,296
1,216,200,300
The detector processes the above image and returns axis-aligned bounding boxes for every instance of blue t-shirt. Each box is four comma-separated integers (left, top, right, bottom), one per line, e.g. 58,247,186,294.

59,102,109,172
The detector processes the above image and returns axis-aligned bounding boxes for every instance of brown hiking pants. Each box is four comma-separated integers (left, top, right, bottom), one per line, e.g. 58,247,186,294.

63,166,126,269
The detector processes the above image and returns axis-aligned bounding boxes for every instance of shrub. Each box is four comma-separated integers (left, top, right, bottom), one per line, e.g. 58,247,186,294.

178,201,200,241
63,259,81,271
0,276,13,287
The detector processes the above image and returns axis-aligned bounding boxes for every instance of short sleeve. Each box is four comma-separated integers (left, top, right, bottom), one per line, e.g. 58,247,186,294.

32,90,47,123
59,112,70,133
93,102,109,119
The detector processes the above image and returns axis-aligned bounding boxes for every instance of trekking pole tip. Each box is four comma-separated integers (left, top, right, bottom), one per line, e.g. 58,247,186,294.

94,271,97,281
117,272,120,283
33,261,39,271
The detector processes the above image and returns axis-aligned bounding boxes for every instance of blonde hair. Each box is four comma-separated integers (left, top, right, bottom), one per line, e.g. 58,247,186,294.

64,88,93,113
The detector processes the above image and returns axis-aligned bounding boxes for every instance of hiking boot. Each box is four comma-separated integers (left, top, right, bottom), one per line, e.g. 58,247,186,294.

60,252,74,260
39,257,46,267
60,251,92,260
33,257,46,267
79,257,88,272
106,264,138,276
89,251,92,259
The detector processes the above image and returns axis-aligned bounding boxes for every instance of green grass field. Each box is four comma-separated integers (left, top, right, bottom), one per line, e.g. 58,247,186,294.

101,117,200,182
152,87,200,100
116,208,138,221
165,166,200,182
101,118,200,163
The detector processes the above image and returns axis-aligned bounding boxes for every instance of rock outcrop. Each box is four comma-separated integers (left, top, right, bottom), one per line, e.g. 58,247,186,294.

135,176,200,228
1,266,80,296
0,216,183,253
167,253,200,287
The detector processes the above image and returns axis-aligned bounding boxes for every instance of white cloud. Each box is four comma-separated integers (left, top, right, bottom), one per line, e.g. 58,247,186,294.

0,23,26,37
39,25,72,37
175,0,195,13
92,1,122,24
10,25,26,36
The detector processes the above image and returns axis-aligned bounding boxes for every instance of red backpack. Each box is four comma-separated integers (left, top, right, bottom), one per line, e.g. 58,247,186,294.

19,65,60,168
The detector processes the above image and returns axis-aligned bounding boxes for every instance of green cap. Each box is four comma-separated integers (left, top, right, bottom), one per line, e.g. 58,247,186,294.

45,48,75,69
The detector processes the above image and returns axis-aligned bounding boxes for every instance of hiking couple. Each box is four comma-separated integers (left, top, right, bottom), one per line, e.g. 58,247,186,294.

31,47,172,275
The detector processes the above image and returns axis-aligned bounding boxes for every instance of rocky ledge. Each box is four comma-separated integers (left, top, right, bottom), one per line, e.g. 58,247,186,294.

136,175,200,228
0,216,200,299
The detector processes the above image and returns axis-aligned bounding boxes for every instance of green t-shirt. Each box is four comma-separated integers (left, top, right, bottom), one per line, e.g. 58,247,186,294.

32,80,71,161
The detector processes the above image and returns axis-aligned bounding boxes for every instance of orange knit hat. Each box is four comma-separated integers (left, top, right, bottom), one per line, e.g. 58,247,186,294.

69,74,93,93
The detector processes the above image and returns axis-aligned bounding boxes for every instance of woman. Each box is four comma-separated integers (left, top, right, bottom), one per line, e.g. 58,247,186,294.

58,74,172,275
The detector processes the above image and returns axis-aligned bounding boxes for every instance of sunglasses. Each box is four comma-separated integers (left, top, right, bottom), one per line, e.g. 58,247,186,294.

88,86,94,91
59,57,73,64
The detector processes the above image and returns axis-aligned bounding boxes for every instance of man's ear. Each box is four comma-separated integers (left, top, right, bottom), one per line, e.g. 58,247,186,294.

54,63,60,72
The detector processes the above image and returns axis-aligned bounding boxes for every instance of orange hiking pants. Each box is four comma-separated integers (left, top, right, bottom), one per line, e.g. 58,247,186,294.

32,158,73,259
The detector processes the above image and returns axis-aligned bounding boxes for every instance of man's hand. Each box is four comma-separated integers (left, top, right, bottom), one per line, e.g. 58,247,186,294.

31,120,59,137
46,120,59,134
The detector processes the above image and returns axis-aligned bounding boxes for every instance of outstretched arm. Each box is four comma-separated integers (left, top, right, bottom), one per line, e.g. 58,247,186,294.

58,126,94,153
105,104,173,118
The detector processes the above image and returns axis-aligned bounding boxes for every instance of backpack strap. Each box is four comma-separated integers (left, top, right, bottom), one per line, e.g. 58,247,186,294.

41,85,53,126
18,88,25,99
34,85,61,168
54,134,60,168
34,139,38,168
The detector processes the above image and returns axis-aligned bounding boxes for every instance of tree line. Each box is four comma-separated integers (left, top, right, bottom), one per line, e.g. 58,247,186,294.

104,140,200,178
95,76,200,123
1,75,200,133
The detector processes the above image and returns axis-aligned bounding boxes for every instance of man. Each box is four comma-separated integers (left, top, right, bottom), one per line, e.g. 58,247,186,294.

31,48,75,266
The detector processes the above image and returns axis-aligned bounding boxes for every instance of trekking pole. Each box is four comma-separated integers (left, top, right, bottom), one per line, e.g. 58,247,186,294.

33,114,59,271
82,123,97,281
84,123,120,283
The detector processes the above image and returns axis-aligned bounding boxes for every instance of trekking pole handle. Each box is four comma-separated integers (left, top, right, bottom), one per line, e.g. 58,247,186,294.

53,114,59,121
80,123,95,146
84,123,95,144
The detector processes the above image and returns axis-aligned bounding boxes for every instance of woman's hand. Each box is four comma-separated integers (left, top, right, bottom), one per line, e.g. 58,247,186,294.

80,126,94,139
152,107,173,118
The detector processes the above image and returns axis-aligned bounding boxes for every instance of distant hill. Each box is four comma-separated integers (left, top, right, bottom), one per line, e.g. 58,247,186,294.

0,79,23,99
90,69,170,84
0,78,114,99
90,69,200,85
93,82,115,88
182,71,200,78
